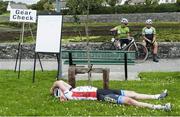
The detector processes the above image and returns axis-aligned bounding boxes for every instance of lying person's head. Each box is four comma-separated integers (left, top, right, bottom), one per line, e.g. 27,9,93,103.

51,87,68,102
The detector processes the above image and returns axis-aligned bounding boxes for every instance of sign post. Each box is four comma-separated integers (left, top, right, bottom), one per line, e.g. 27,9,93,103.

10,9,38,78
56,0,61,13
55,0,63,79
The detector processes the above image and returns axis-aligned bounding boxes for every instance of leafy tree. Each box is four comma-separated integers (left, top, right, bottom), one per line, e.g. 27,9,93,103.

29,0,54,11
0,1,8,15
66,0,104,76
106,0,118,6
66,0,104,37
66,0,104,15
43,1,54,11
177,0,180,5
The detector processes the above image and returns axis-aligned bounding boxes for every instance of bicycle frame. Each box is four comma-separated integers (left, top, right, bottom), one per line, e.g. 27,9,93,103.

114,37,137,51
100,32,148,62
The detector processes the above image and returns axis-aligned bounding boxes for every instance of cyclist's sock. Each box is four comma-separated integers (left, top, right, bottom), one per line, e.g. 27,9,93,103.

153,104,165,110
153,54,159,62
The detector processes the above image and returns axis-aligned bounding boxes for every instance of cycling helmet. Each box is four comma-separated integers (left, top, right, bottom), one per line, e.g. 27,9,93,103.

121,18,128,24
146,19,153,24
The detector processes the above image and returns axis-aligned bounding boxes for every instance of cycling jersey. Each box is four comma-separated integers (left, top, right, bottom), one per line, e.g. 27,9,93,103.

142,26,156,40
115,25,130,39
64,86,97,100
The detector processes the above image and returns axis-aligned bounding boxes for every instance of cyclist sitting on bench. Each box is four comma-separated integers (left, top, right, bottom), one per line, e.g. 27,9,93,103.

110,18,130,49
142,19,159,62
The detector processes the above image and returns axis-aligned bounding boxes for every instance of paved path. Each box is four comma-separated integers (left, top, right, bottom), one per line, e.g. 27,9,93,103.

0,59,180,80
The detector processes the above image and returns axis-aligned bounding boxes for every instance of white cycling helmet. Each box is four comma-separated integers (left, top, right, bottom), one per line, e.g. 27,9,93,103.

146,19,153,24
121,18,128,24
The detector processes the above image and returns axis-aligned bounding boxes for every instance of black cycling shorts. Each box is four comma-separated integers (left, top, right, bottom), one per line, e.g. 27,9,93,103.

97,89,123,100
120,39,130,46
96,89,126,104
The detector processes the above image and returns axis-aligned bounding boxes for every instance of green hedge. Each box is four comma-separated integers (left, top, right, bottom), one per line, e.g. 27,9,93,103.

0,1,8,15
62,4,180,15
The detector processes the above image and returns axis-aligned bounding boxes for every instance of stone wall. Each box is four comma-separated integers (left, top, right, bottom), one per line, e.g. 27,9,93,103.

1,12,179,23
64,12,180,22
0,42,180,59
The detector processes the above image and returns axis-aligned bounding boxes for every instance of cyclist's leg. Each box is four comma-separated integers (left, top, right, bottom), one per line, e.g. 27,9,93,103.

142,40,147,47
102,94,169,110
120,39,130,48
115,39,121,49
122,96,169,110
98,89,163,100
120,39,129,45
153,41,158,55
152,41,159,62
121,90,163,100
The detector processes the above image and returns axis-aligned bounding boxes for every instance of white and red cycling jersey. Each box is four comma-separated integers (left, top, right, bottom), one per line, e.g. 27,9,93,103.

64,86,97,100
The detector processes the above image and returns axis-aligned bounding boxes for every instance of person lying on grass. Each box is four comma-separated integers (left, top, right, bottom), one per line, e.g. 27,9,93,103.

50,80,171,111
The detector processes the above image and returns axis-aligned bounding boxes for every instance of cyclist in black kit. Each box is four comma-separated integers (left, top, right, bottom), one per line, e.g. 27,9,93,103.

142,19,159,62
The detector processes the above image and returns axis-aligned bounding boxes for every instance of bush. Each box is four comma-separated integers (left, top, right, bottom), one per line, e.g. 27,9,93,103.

154,4,179,12
0,1,8,15
177,0,180,5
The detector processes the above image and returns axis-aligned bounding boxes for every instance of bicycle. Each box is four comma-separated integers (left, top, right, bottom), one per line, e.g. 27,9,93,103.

99,31,148,63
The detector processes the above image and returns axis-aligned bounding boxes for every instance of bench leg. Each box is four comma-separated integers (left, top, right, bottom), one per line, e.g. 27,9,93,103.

68,66,76,88
102,68,110,89
124,52,128,80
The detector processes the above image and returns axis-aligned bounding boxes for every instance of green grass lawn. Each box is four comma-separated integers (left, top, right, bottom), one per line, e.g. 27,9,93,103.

0,70,180,116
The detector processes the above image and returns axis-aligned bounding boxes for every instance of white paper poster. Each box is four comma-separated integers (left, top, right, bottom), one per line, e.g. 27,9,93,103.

35,15,62,53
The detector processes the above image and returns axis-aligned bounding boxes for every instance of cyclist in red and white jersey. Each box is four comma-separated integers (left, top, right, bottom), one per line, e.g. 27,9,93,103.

50,80,171,111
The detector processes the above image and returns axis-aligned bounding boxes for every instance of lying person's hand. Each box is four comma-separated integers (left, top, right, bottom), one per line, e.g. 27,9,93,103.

59,96,67,102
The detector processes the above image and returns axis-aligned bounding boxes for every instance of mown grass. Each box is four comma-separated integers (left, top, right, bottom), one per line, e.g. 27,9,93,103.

0,70,180,116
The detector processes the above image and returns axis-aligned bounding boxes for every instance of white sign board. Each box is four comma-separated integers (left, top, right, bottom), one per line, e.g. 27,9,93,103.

10,9,37,23
35,15,62,53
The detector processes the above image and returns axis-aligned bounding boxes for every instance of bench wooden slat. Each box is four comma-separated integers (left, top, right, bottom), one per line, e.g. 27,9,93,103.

62,50,136,60
64,60,135,65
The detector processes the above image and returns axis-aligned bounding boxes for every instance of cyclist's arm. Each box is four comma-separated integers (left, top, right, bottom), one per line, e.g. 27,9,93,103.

127,32,130,39
110,27,117,31
152,34,156,43
126,27,130,39
152,27,157,43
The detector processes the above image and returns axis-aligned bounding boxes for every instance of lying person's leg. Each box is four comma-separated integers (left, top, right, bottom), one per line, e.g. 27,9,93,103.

122,89,167,100
122,96,171,111
102,94,171,111
50,80,72,95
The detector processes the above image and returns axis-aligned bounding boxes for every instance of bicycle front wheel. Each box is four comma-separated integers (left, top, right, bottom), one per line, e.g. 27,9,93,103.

128,42,148,63
99,42,116,50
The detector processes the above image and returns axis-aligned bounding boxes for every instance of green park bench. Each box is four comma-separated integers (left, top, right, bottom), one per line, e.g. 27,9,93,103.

61,50,136,89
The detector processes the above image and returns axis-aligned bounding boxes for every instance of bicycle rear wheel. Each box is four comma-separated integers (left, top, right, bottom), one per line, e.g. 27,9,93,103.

100,42,116,50
128,42,148,63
